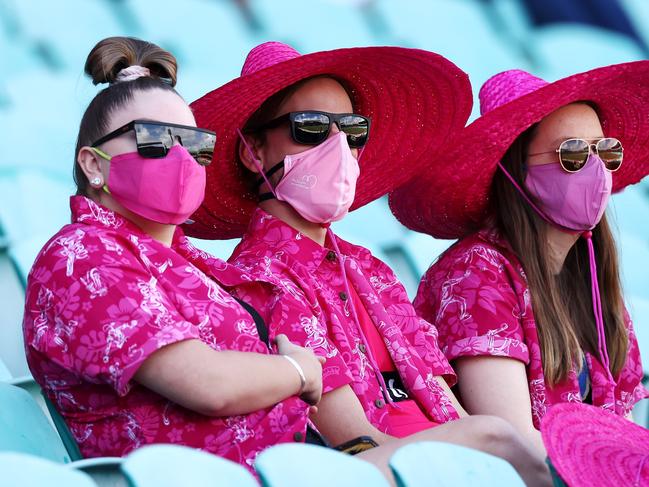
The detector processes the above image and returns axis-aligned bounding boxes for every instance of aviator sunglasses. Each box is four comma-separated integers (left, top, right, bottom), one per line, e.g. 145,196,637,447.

528,137,623,173
92,120,217,166
251,110,371,148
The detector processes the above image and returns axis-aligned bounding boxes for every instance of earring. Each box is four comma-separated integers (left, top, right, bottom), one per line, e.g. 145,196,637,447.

91,177,102,186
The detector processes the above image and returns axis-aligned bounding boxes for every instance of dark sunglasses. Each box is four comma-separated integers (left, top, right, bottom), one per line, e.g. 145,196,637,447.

252,110,371,148
92,120,217,166
528,137,623,173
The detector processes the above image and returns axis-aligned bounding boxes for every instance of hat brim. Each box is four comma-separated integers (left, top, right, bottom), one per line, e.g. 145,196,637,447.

389,61,649,239
186,46,472,239
541,403,649,486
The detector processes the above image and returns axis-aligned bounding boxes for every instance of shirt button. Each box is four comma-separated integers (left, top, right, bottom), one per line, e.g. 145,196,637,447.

374,399,385,408
293,431,304,442
326,251,336,261
359,344,367,354
339,291,348,301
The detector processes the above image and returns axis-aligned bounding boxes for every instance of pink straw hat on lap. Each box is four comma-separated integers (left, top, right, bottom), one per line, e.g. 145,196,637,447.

389,61,649,239
541,403,649,486
186,41,473,239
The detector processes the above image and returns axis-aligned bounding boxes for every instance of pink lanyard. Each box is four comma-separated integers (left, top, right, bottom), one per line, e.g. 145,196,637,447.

497,162,616,385
328,229,395,407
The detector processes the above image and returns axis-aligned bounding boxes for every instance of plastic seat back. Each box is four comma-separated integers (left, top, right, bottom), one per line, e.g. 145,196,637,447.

0,452,96,487
122,444,258,487
255,443,390,487
0,382,70,463
389,441,525,487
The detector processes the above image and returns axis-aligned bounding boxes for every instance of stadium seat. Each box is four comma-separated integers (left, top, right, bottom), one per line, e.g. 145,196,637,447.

609,185,649,243
121,444,257,487
255,443,390,487
187,237,241,262
616,232,649,300
0,382,71,463
7,0,123,71
0,452,97,487
251,0,374,52
0,250,28,377
0,357,12,382
389,441,525,487
529,25,644,81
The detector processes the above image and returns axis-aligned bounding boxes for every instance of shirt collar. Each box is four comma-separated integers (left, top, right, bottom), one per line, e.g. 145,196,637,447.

70,196,262,289
245,207,367,271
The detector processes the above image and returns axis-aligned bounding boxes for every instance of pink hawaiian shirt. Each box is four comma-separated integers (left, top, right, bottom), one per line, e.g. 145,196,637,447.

229,208,459,432
415,228,648,428
22,196,310,471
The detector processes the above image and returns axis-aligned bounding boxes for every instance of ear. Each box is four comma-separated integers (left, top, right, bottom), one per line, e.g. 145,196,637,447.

77,146,106,188
238,134,264,174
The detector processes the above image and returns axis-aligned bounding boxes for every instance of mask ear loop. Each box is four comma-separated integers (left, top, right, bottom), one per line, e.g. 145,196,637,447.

497,162,615,385
237,128,277,198
327,227,396,408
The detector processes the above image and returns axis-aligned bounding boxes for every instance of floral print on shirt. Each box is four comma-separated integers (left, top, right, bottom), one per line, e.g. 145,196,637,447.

229,208,459,432
415,228,648,428
23,196,309,472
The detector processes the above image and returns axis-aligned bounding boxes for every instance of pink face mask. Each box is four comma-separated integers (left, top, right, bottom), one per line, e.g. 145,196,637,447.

239,130,360,224
524,154,613,231
96,145,206,225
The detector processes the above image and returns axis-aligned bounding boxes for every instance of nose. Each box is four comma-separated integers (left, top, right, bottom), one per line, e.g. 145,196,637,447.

329,122,341,136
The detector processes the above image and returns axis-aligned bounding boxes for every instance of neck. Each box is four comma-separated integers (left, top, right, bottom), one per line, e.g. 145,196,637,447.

545,224,580,274
97,193,176,247
259,199,327,246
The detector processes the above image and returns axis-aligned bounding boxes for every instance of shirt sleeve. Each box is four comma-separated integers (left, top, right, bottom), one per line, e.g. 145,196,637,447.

617,307,649,410
415,245,530,364
25,235,201,396
236,278,355,394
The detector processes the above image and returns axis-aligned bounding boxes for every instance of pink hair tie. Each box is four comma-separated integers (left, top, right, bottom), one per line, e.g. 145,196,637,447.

113,65,150,84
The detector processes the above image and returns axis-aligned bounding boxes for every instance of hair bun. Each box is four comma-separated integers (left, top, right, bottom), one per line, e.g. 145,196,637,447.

84,36,178,87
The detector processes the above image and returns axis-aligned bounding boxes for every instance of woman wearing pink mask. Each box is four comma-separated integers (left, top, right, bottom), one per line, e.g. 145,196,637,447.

390,65,649,457
187,42,550,485
22,37,327,472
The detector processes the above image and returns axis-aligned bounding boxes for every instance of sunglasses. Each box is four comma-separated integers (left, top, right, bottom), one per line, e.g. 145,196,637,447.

92,120,217,166
252,110,371,148
528,137,623,173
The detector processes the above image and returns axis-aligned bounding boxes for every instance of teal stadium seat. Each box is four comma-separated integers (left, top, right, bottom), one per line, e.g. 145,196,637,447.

250,0,374,52
627,294,649,427
121,444,258,487
8,0,124,71
375,0,529,120
255,443,390,487
389,441,525,487
529,25,644,81
0,382,71,463
0,452,97,487
609,186,649,243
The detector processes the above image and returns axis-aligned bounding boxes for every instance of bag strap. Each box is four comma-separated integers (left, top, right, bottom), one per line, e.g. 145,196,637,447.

234,297,270,349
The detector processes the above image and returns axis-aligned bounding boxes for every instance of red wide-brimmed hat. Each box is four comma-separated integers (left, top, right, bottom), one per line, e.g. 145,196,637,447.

389,61,649,239
541,403,649,486
185,41,472,239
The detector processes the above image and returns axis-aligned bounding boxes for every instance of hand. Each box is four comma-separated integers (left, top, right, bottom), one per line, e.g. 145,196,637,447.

275,334,326,406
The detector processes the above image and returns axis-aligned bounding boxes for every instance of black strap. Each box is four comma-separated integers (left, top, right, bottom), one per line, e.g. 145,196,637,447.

234,297,270,348
258,192,275,202
254,161,284,188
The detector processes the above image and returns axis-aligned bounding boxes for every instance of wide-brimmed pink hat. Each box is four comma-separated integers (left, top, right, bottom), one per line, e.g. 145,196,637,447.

541,403,649,486
389,61,649,239
185,41,472,239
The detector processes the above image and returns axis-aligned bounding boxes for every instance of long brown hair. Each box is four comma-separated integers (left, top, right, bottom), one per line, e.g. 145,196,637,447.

74,37,179,195
491,125,627,385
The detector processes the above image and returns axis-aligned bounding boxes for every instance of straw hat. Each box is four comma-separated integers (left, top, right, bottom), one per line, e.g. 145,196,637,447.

186,41,472,239
541,402,649,486
389,62,649,239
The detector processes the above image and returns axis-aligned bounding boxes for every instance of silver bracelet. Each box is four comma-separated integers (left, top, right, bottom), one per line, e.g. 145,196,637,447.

282,355,306,395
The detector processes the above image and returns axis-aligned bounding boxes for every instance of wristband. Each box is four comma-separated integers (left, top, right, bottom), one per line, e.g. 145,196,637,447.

282,355,306,395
